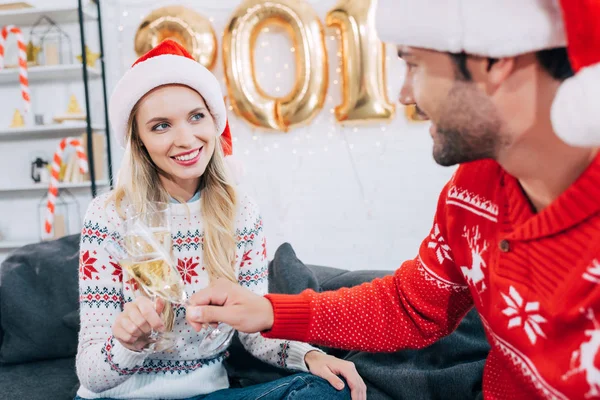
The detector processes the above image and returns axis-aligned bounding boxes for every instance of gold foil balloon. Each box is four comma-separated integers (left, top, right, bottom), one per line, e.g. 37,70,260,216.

326,0,395,124
223,0,328,132
135,6,217,70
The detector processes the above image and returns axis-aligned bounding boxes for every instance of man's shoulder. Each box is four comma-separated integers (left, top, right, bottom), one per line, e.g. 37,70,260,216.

452,160,504,186
439,160,504,222
451,159,504,190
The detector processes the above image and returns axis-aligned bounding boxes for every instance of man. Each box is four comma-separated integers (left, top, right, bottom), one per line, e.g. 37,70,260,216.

186,0,600,398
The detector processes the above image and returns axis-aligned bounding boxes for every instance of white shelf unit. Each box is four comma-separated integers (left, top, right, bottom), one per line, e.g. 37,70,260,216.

0,6,96,27
0,64,101,84
0,180,109,193
0,122,105,140
0,3,111,257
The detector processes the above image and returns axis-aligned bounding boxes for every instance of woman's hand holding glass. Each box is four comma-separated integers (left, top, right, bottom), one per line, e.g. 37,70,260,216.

105,201,235,356
112,296,167,352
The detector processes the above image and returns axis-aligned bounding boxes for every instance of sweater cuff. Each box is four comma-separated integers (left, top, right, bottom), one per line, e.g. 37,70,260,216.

284,343,323,372
103,336,148,374
262,293,312,342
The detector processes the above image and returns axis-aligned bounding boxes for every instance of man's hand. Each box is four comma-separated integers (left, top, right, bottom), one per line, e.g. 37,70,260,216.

185,278,275,333
305,351,367,400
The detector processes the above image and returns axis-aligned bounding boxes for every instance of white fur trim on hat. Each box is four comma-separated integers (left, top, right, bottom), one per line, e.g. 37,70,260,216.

551,64,600,147
375,0,566,57
109,54,227,148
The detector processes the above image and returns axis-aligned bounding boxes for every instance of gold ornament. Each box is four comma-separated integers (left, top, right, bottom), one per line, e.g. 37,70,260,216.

223,0,328,132
135,6,217,70
0,3,33,11
26,40,41,65
326,0,395,124
66,94,83,114
10,109,25,128
53,94,86,123
76,46,100,68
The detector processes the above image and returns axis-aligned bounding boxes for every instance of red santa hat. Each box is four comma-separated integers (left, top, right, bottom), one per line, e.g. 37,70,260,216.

376,0,600,147
109,39,232,156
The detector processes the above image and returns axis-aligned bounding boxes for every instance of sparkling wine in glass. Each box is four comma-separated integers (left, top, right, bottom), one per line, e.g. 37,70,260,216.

108,201,236,356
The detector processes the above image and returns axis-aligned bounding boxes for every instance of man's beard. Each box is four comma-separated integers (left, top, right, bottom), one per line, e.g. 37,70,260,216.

433,126,498,166
431,82,502,167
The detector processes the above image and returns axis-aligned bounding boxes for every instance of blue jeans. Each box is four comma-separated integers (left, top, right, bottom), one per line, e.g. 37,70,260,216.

75,372,351,400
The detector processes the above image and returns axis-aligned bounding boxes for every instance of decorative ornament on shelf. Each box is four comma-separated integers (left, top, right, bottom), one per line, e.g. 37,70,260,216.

223,0,328,132
0,25,31,114
43,137,88,238
30,157,49,183
26,40,41,65
0,2,33,11
53,94,86,123
326,0,395,124
10,109,25,127
76,45,100,68
29,16,73,66
39,188,80,240
135,5,217,70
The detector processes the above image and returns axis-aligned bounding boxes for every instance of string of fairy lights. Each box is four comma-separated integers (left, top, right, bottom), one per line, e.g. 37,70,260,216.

110,1,420,219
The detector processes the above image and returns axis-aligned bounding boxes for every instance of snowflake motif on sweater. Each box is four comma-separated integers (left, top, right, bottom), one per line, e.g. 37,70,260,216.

76,191,318,400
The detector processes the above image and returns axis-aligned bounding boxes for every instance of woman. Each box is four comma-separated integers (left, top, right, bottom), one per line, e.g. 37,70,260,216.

75,40,365,400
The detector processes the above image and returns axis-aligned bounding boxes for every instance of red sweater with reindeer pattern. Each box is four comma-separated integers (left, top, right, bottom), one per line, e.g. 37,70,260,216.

264,156,600,399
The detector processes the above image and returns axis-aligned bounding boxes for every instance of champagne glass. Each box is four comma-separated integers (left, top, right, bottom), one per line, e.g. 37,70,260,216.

106,202,182,352
105,202,235,357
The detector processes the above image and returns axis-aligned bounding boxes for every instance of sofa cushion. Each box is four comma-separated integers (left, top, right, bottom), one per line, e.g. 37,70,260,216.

0,234,81,364
267,243,392,293
0,357,79,400
267,243,320,295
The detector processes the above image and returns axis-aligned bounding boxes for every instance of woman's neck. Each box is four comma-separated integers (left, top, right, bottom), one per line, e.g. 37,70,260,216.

159,175,201,202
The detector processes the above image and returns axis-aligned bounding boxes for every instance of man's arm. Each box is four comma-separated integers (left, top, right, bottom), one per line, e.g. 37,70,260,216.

263,252,472,352
187,181,473,352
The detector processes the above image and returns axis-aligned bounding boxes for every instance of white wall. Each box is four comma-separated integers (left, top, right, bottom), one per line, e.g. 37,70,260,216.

0,0,456,270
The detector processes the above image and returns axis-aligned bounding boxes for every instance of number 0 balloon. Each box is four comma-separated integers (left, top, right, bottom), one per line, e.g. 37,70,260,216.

222,0,329,132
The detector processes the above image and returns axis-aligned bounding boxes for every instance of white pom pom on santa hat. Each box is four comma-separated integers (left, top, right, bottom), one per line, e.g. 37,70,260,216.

550,0,600,147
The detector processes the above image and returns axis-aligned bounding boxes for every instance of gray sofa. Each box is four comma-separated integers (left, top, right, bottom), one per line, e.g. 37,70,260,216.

0,235,489,400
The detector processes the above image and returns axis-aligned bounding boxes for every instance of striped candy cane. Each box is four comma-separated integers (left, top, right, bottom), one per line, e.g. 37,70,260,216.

0,25,30,113
44,138,89,234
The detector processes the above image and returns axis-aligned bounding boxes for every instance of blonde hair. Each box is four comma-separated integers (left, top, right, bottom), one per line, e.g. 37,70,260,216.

110,96,238,283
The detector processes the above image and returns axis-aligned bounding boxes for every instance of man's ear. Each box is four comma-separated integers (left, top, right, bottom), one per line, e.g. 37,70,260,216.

486,57,516,87
467,56,516,91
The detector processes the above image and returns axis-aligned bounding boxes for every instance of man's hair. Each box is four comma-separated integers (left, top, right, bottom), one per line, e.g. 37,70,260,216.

449,48,574,81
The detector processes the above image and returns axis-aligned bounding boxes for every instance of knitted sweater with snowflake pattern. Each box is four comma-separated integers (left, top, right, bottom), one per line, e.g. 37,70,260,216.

76,191,317,399
264,156,600,400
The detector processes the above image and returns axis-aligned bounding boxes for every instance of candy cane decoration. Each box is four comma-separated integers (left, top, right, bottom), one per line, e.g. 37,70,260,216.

0,25,30,113
45,138,89,234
